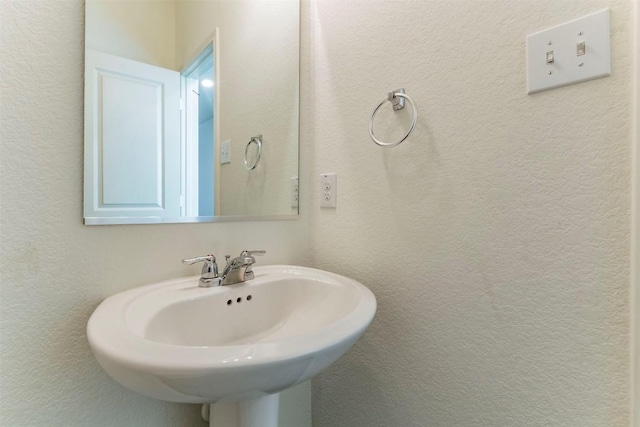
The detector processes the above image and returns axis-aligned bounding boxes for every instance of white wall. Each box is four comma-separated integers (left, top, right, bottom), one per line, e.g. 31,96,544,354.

86,0,177,69
0,1,310,425
633,1,640,425
304,0,633,426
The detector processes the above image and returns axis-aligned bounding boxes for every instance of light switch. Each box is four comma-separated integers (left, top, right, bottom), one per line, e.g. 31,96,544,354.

546,51,554,64
526,9,610,94
220,140,231,164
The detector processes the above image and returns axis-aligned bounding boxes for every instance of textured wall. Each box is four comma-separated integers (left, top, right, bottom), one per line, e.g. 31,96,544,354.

0,1,310,425
86,0,177,69
633,3,639,425
304,0,632,426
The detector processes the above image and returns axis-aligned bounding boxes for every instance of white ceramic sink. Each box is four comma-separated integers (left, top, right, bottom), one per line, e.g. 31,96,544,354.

87,265,376,409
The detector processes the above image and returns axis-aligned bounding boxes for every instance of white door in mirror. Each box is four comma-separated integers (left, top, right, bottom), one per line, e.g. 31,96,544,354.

84,50,181,219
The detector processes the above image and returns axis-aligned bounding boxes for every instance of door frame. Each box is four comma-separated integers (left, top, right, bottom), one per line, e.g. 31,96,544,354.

180,29,221,217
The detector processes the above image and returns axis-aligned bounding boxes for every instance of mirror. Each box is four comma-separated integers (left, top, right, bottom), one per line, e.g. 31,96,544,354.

84,0,300,225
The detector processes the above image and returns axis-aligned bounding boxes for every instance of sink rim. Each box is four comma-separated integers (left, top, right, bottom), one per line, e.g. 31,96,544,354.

87,265,376,374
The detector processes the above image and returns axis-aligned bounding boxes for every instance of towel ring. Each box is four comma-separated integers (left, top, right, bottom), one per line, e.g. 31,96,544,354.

244,135,263,170
368,88,417,147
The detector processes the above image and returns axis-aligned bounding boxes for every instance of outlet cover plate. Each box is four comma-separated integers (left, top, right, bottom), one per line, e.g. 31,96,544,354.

320,173,337,208
290,177,299,208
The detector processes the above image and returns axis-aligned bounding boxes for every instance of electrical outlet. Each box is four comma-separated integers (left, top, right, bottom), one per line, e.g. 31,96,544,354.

220,140,231,164
290,177,299,208
320,173,337,208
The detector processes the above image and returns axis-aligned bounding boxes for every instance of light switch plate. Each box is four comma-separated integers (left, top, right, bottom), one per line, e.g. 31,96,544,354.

220,140,231,164
526,9,610,94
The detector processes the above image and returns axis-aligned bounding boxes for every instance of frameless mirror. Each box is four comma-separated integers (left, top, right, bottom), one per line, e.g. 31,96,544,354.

83,0,299,225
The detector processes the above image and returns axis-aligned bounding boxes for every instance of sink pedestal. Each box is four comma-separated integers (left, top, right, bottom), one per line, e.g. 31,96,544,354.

210,394,279,427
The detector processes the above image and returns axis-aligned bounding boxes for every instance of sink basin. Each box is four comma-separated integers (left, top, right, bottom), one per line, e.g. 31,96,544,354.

87,265,376,406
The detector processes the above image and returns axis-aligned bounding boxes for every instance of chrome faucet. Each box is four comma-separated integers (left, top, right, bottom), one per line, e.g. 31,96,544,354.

182,250,265,287
220,250,265,285
182,255,221,287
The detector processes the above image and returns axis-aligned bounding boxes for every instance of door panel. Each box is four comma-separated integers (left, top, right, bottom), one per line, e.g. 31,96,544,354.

84,49,180,218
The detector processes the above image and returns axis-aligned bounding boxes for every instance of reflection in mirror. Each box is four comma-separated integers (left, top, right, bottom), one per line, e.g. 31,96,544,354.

182,44,216,217
83,0,299,225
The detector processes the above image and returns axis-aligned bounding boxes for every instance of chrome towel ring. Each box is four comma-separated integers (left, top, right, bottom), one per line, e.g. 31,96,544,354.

244,135,262,170
368,88,417,147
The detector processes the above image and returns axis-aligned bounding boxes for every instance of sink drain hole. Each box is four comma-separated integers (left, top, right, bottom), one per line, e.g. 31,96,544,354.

227,299,232,305
236,297,242,303
247,295,252,301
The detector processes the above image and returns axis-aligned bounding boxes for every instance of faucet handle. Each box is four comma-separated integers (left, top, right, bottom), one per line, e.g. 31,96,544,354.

241,250,265,257
182,254,216,265
182,254,218,275
240,251,265,281
182,254,221,287
240,250,265,264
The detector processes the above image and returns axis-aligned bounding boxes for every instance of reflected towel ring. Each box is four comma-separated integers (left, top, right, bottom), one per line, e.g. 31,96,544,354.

244,135,263,170
368,88,417,147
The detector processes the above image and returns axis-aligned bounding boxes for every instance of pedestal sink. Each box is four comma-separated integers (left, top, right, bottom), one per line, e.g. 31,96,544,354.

87,265,376,427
